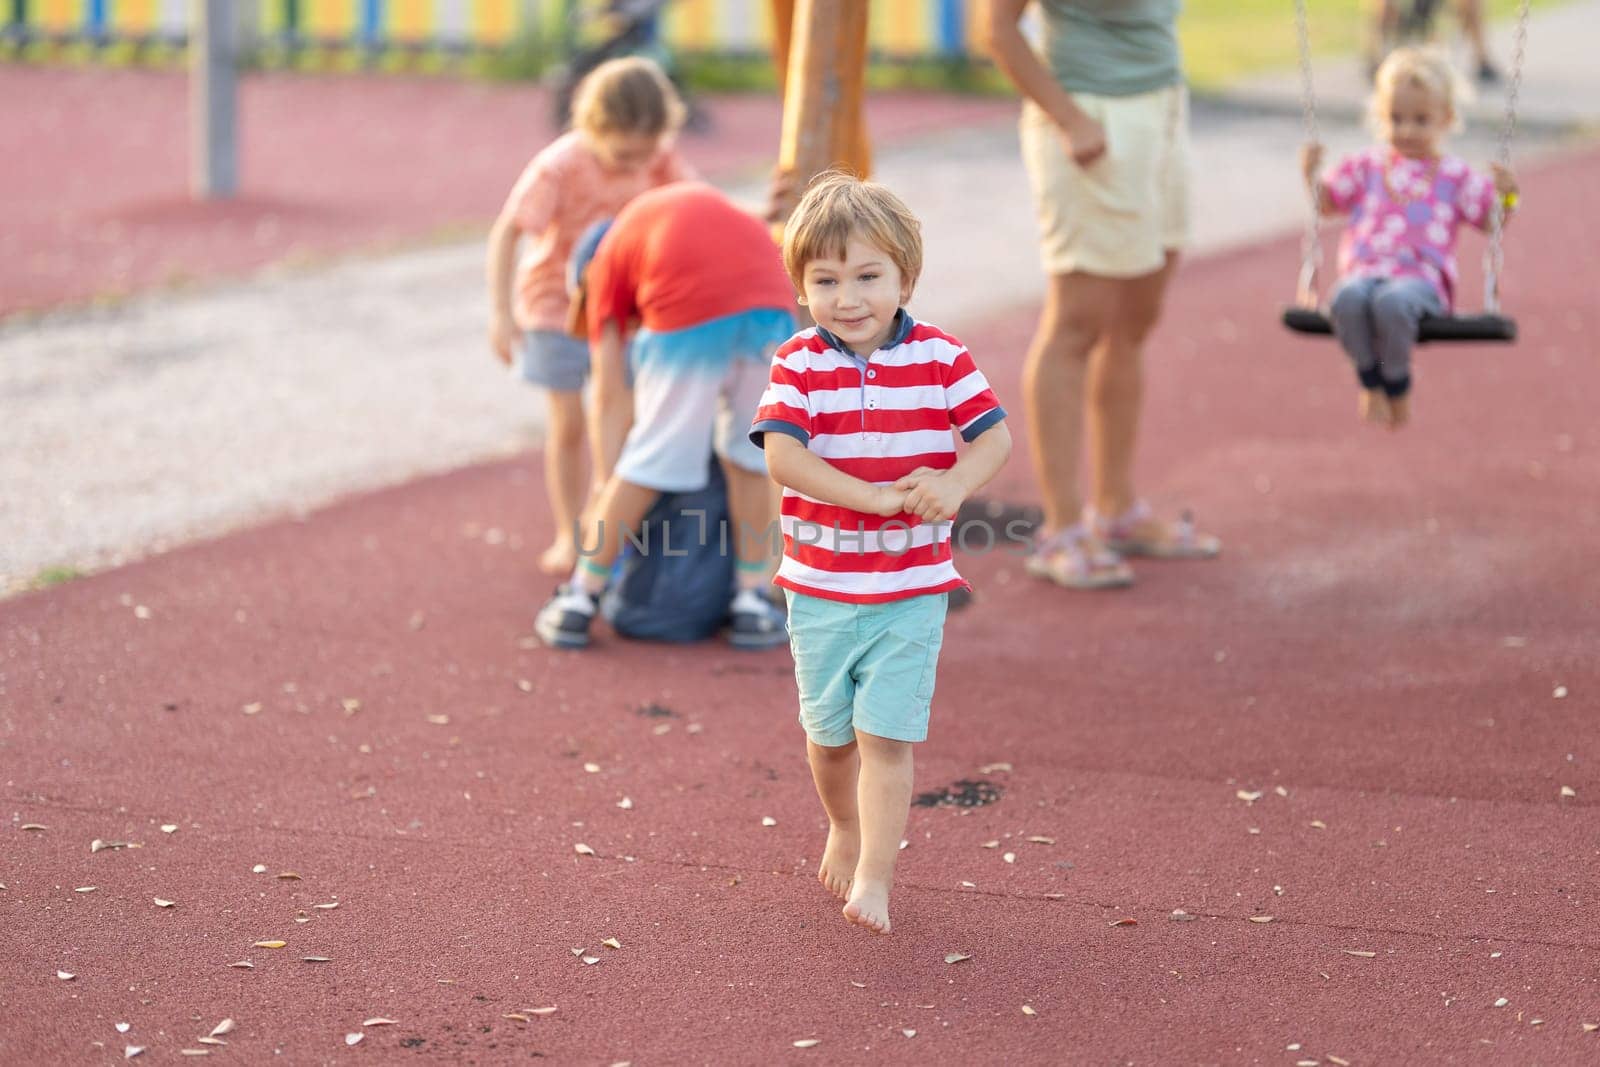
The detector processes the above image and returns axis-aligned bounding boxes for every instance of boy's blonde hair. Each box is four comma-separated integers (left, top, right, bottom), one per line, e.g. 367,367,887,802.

783,171,923,292
571,56,686,137
1369,46,1469,134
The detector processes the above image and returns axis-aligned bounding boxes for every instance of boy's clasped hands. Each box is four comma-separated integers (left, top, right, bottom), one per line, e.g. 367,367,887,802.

869,467,970,523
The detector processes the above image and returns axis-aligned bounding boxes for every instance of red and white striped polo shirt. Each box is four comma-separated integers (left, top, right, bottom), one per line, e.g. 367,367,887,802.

749,313,1006,604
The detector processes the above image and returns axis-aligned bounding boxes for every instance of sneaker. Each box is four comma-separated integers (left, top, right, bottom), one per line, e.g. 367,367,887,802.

534,585,598,650
727,587,788,650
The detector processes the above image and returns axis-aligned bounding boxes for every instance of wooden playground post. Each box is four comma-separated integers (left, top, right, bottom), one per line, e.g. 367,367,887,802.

772,0,870,229
190,0,238,200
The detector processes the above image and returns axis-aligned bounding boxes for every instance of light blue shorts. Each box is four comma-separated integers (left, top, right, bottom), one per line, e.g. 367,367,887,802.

516,330,590,393
784,591,949,748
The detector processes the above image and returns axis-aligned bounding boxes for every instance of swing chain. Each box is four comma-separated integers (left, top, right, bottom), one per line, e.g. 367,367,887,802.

1293,0,1323,307
1484,0,1530,314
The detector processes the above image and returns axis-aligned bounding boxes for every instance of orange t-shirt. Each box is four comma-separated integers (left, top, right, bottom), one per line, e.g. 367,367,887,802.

586,183,797,339
503,131,694,332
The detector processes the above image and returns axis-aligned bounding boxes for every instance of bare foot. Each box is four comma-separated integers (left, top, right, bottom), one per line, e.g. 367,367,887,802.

842,878,892,934
537,540,577,575
817,822,860,901
1387,394,1410,430
1359,388,1390,425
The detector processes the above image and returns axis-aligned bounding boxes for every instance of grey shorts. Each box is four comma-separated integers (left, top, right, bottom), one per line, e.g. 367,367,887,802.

516,330,591,393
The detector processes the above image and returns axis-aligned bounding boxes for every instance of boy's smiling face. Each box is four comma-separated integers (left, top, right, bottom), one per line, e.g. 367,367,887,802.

801,234,912,355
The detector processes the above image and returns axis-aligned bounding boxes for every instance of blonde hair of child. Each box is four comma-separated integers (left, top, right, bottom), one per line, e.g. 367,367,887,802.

782,171,924,292
571,56,687,137
1369,46,1469,135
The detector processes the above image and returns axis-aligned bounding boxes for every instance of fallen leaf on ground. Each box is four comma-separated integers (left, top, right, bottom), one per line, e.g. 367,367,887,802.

1554,685,1568,699
1109,918,1137,927
1042,893,1066,900
295,911,311,923
1310,820,1327,829
1327,1057,1351,1066
426,714,450,726
944,952,972,964
850,981,867,989
517,679,534,693
602,937,622,950
75,886,97,893
978,762,1012,774
960,881,976,888
21,823,47,831
302,956,332,963
502,1013,529,1022
793,1039,820,1048
313,901,340,910
116,1024,130,1034
153,898,176,908
1561,786,1577,798
228,961,253,969
253,940,286,949
341,698,361,714
124,1047,144,1060
161,825,178,834
1494,997,1509,1007
57,970,75,980
583,762,601,773
1249,916,1275,924
276,872,302,881
528,1007,558,1016
251,864,267,874
617,797,633,810
1170,910,1196,922
574,843,596,856
1022,1005,1038,1016
1026,836,1055,845
902,1029,916,1037
362,1018,397,1027
197,1037,226,1046
1236,790,1263,803
241,703,262,716
1275,786,1290,797
179,1051,209,1057
345,1033,364,1046
1003,852,1016,864
1343,950,1377,958
1582,1022,1598,1032
981,840,999,849
581,956,600,965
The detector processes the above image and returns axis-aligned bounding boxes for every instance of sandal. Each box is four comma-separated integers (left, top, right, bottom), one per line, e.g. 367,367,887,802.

1090,500,1221,560
1024,524,1135,590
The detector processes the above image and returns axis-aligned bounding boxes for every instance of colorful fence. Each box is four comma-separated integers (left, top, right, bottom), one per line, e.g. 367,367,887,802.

1,1,983,59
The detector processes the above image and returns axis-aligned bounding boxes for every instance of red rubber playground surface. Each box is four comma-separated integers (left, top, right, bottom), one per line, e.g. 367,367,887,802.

5,116,1600,1062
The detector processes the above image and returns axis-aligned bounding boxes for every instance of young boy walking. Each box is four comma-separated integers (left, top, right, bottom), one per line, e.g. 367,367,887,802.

751,173,1012,933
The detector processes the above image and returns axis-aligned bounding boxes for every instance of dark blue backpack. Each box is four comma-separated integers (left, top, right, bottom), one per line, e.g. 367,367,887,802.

601,461,735,642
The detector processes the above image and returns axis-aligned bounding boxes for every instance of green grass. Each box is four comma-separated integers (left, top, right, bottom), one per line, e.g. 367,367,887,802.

33,566,84,589
1181,0,1557,90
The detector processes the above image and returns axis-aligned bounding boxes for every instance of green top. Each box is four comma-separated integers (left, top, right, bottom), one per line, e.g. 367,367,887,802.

1036,0,1183,97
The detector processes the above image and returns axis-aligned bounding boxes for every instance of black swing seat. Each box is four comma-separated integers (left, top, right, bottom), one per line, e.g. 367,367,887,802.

1282,306,1517,343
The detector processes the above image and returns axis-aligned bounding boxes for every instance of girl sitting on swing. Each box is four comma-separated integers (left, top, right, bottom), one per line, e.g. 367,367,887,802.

1300,47,1519,428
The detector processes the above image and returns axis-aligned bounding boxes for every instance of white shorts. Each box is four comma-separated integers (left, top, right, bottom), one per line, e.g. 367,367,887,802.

1019,83,1192,279
615,308,797,494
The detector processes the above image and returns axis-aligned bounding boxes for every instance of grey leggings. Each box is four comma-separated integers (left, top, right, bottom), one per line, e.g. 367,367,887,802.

1328,275,1443,397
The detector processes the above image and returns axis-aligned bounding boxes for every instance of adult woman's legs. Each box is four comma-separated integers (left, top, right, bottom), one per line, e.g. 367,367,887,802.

1023,270,1118,534
1087,253,1179,520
